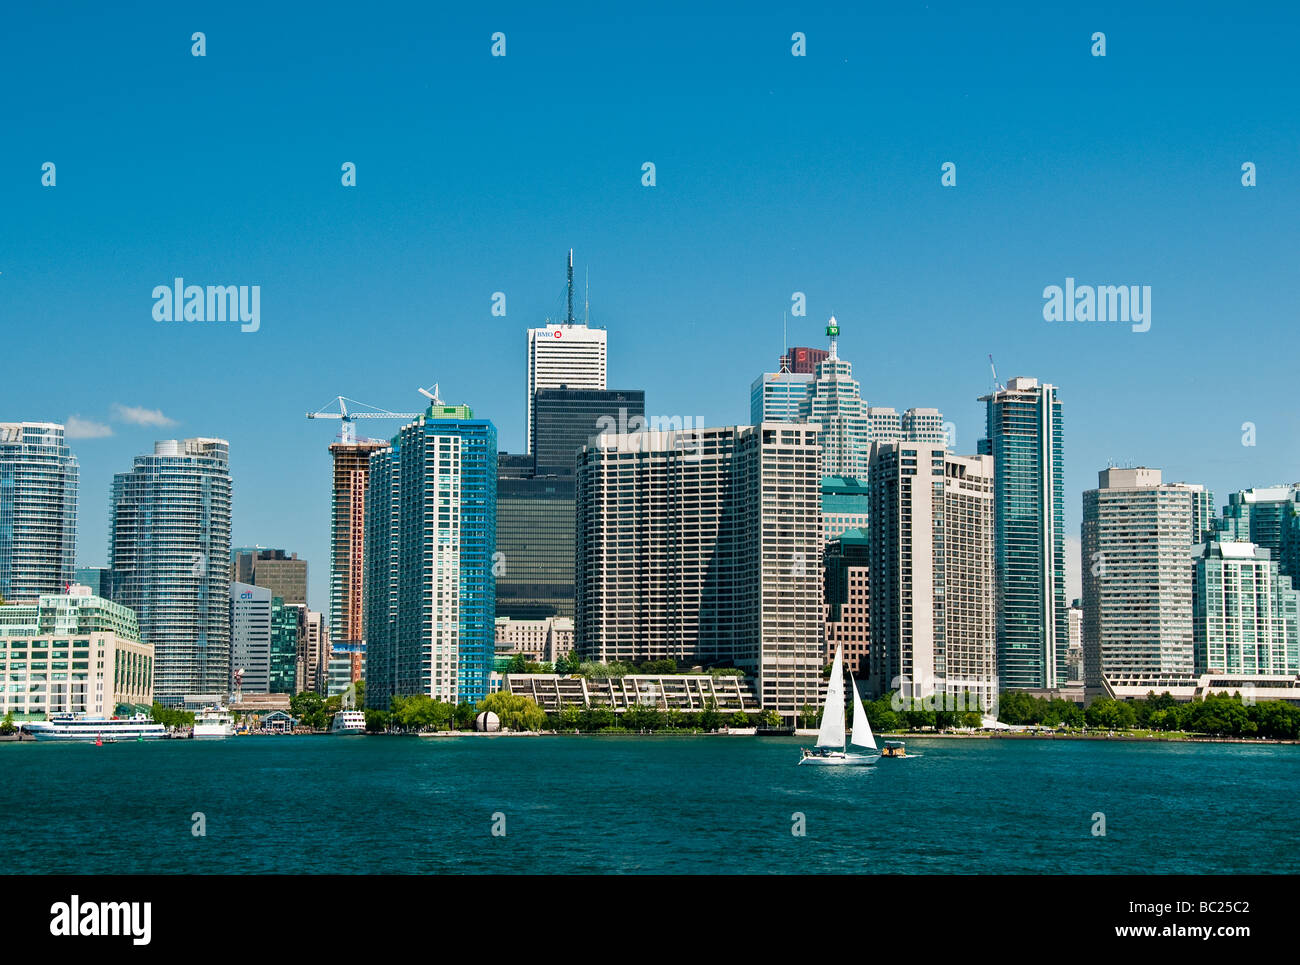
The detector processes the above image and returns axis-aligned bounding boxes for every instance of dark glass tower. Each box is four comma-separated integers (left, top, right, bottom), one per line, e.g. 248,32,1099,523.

978,378,1068,691
532,388,645,476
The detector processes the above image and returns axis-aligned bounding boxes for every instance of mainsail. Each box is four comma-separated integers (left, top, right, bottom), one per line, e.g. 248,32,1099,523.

816,646,846,748
849,672,877,750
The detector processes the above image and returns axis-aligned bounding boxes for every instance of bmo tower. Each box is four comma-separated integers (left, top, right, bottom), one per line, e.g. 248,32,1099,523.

524,251,607,455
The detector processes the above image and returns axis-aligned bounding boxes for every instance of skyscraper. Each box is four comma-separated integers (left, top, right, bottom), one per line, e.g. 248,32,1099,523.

496,469,575,619
532,387,645,475
779,346,829,374
232,547,308,606
0,422,78,602
824,528,870,674
575,423,823,720
365,402,497,709
1081,468,1196,695
329,439,386,652
525,251,606,454
110,438,232,704
800,316,871,480
230,583,273,694
1218,485,1300,582
868,445,996,709
977,377,1068,690
750,369,813,424
1193,541,1299,676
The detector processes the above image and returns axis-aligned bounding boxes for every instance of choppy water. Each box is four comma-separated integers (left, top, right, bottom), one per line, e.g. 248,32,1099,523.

4,735,1297,874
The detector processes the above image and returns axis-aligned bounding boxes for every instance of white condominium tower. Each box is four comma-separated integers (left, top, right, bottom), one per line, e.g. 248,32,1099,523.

868,444,996,709
525,250,607,454
574,423,824,722
1081,467,1198,695
109,438,232,705
0,422,78,601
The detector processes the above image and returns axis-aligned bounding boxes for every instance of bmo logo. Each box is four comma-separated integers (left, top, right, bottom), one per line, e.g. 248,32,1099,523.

553,330,563,338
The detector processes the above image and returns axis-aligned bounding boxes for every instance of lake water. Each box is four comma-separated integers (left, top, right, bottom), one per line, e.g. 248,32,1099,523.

4,735,1297,874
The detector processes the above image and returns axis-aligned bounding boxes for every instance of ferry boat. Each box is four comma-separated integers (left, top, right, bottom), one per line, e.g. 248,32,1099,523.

329,710,366,735
22,713,167,742
192,707,235,739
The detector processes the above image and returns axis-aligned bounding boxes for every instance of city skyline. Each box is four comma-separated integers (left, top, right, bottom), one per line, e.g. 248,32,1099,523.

4,4,1297,618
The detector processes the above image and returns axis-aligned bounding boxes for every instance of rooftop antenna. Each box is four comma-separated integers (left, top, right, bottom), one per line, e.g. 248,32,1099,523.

778,312,790,372
584,264,590,325
566,249,575,325
826,314,839,360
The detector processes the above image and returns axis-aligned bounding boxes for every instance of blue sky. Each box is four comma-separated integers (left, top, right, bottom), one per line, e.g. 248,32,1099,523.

3,1,1298,611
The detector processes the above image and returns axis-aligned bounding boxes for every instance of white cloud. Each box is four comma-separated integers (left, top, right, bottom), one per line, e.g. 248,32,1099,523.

65,415,114,439
111,404,178,427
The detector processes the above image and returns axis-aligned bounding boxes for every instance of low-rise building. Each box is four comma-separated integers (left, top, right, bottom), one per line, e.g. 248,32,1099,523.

506,673,760,714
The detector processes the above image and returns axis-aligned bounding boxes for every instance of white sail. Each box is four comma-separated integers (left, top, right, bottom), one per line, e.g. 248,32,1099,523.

849,672,877,750
816,646,846,748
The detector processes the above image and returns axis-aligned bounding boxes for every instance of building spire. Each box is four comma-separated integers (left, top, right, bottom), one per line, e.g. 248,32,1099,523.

566,249,575,325
826,314,840,360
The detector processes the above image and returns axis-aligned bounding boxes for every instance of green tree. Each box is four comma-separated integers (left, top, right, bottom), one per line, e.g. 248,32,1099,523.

728,711,750,728
454,701,477,730
476,691,547,731
0,711,15,736
699,699,723,732
363,709,389,733
290,691,328,730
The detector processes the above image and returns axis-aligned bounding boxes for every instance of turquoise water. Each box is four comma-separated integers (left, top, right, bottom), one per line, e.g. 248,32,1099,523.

4,736,1298,874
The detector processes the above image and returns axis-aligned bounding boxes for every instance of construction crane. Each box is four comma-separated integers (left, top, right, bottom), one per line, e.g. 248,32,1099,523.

305,394,424,445
988,354,1004,392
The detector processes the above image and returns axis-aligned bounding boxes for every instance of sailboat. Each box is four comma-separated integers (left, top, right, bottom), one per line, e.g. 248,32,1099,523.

798,645,879,766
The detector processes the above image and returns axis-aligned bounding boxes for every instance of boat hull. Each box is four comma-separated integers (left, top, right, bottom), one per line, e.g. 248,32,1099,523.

798,750,880,766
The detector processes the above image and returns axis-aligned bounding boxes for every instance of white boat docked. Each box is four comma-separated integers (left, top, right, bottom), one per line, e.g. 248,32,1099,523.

798,645,879,766
193,707,235,738
22,713,168,742
329,709,366,735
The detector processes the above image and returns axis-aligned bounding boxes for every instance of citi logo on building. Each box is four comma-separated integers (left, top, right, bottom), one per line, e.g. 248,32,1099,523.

49,895,151,945
1042,277,1150,333
152,278,260,333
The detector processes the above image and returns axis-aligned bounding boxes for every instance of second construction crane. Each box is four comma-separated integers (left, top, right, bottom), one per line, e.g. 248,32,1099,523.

305,387,441,445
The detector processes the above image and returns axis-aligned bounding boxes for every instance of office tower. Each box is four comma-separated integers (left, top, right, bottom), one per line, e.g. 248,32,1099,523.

525,251,606,454
575,423,823,720
901,408,947,444
329,439,387,654
780,346,829,374
74,566,113,599
977,377,1068,690
230,583,273,694
1193,541,1299,676
1081,468,1196,695
290,606,330,694
0,584,153,717
824,528,869,673
1219,485,1300,582
869,445,996,709
232,547,308,606
799,317,871,480
365,402,496,709
532,388,645,475
496,469,575,619
269,596,298,694
109,438,232,705
1183,485,1218,545
327,644,365,696
1067,601,1084,684
750,370,814,424
866,407,902,441
821,477,869,544
0,422,78,602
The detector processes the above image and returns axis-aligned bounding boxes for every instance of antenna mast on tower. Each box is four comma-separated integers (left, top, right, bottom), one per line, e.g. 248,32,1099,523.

566,249,575,325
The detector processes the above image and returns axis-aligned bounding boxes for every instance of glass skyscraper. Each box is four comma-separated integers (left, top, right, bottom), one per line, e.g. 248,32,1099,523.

532,387,645,475
109,438,232,705
1219,485,1300,583
978,377,1067,690
0,422,78,602
496,470,575,619
364,403,496,709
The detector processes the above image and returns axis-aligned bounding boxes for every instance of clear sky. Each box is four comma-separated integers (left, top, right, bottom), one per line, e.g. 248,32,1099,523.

4,1,1297,612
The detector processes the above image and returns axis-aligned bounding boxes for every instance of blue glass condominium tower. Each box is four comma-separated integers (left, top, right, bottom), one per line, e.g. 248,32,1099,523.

0,422,78,602
109,438,232,705
978,378,1068,690
364,404,496,710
